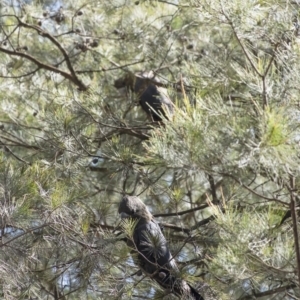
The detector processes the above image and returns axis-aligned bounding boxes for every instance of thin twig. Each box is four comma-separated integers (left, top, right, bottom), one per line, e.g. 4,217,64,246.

154,203,208,217
289,175,300,287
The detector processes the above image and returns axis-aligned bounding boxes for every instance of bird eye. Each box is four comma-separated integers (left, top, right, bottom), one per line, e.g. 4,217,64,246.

92,158,99,164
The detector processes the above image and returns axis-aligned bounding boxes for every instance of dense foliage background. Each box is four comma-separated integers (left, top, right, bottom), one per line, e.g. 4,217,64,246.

1,0,300,299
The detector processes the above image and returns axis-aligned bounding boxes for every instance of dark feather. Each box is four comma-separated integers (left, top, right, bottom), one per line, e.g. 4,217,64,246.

119,195,204,300
114,72,174,122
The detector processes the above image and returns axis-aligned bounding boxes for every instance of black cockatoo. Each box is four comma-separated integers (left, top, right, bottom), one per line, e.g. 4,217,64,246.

119,195,204,300
114,71,174,122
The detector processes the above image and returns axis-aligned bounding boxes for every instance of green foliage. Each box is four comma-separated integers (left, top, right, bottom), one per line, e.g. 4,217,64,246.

209,204,295,298
121,217,138,239
261,107,290,147
0,0,300,299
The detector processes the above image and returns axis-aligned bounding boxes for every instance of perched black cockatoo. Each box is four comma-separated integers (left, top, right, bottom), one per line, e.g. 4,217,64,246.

114,71,174,122
119,195,204,300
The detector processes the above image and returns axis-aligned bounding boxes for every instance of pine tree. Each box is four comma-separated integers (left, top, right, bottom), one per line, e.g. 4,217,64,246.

0,0,300,299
